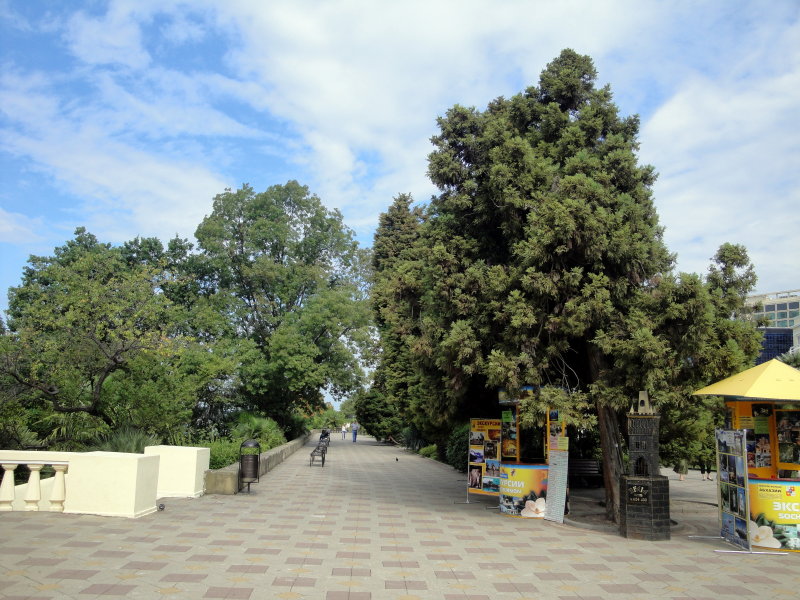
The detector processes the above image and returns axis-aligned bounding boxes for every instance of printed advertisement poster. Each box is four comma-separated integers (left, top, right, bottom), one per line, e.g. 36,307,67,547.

500,407,518,461
547,409,566,451
469,419,501,496
776,410,800,468
499,464,548,517
715,429,750,551
748,479,800,551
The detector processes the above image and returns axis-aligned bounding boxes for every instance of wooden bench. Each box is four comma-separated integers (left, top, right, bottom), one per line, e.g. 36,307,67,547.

568,458,603,487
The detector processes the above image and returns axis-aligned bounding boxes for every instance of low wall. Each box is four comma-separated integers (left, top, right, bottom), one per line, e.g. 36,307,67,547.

204,432,310,495
144,445,209,498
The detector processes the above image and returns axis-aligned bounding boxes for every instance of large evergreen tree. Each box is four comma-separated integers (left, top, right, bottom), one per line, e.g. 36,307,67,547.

393,49,761,519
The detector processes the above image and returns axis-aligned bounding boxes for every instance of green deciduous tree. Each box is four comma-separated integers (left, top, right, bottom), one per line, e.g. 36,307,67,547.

193,181,373,426
1,229,203,446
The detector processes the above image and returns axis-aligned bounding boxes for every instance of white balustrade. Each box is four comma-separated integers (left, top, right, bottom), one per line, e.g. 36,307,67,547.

0,463,18,511
0,446,208,517
0,460,69,512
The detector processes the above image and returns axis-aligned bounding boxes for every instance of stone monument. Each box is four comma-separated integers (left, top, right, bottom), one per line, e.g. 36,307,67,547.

619,391,671,540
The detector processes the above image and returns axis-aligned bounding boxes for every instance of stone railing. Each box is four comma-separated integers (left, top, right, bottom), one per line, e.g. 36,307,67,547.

0,458,68,512
205,432,310,494
0,446,209,518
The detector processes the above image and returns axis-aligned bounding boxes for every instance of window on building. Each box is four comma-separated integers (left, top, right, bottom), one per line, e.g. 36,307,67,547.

765,304,775,311
790,310,799,318
777,303,787,310
778,312,788,319
789,302,799,309
777,320,788,327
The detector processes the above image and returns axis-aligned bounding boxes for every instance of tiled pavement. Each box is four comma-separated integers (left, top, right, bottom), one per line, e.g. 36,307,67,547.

1,435,797,599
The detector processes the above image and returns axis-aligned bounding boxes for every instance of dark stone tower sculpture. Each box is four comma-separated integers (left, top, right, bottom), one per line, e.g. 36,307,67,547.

619,391,671,540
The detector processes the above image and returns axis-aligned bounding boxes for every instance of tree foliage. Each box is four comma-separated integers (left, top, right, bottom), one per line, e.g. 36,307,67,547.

1,229,199,446
192,181,373,425
370,49,762,520
1,181,371,448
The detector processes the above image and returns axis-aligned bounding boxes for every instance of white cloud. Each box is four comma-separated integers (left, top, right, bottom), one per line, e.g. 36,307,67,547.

1,0,798,299
641,20,800,293
0,69,229,243
65,4,151,69
0,207,44,243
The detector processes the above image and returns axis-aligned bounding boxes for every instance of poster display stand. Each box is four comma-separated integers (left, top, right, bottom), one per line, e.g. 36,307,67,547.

715,429,751,551
458,418,501,505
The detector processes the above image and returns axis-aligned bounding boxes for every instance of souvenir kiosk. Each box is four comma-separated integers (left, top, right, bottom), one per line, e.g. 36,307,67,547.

693,359,800,552
466,387,567,518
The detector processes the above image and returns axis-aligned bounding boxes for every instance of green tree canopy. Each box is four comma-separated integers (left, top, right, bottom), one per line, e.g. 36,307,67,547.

372,49,761,519
1,228,213,446
192,181,373,425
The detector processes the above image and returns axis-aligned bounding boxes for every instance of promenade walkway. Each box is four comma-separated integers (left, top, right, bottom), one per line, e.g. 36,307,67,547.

1,435,797,599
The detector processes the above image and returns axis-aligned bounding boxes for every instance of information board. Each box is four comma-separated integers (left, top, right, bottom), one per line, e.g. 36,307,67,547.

469,419,502,495
715,429,751,551
544,449,568,524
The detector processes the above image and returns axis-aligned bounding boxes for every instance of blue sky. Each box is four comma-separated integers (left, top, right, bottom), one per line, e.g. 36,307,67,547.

1,1,799,317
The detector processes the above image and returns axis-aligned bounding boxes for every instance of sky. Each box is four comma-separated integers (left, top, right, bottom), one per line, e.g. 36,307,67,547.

1,0,798,317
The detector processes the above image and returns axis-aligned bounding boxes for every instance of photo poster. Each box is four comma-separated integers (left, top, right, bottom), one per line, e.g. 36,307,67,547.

547,409,567,453
469,419,502,495
500,405,519,462
748,479,800,552
715,429,751,551
499,464,548,517
775,409,800,470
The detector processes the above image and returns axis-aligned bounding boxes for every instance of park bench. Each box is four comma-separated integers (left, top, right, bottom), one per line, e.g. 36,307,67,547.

568,458,603,487
310,443,327,466
310,430,331,467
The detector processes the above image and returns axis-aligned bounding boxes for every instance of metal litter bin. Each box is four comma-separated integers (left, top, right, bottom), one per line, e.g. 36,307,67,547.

239,439,261,493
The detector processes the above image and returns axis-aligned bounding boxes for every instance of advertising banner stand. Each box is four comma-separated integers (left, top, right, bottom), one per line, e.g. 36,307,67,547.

692,360,799,555
458,418,502,506
690,429,784,556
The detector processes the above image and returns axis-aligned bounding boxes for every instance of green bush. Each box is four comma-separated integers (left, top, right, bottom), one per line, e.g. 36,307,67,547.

401,424,426,452
419,444,438,459
231,413,287,448
205,438,241,470
92,427,161,453
445,422,471,472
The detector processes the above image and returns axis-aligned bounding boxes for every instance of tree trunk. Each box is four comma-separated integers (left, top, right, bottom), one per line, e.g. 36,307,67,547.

588,345,624,523
597,402,623,523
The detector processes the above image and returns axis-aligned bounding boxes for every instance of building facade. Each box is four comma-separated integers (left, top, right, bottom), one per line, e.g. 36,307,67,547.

745,289,800,363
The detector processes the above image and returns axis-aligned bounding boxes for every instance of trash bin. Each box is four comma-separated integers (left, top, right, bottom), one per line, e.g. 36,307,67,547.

239,439,261,493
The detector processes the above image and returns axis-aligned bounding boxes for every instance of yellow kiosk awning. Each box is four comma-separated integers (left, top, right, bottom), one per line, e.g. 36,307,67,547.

692,359,800,401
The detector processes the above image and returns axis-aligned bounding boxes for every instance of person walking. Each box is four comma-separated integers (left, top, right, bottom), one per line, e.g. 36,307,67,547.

352,421,360,443
341,423,347,440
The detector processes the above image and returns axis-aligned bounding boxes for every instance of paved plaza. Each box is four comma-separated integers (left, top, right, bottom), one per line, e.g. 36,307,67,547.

1,435,797,599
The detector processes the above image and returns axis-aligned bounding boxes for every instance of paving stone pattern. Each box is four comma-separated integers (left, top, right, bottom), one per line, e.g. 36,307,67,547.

1,436,798,599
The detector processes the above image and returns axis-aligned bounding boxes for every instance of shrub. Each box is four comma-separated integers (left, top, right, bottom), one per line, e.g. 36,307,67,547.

419,444,438,459
92,427,161,453
231,413,287,448
205,438,241,470
445,422,471,472
401,424,426,452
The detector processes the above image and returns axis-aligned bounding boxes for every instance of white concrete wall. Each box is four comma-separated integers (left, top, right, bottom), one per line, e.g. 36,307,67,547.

144,445,209,498
65,452,160,518
1,446,205,518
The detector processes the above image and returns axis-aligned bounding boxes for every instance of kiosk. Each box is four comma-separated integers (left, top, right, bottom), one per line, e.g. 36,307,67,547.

693,359,800,552
496,387,567,518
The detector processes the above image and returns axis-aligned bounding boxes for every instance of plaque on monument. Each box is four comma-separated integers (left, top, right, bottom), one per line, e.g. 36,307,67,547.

627,483,650,504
